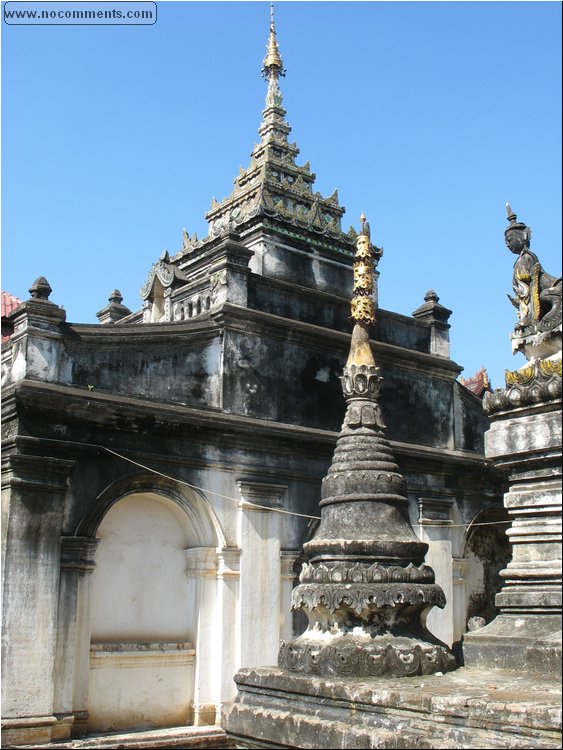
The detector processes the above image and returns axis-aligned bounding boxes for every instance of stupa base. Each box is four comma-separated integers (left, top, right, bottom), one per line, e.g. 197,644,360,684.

278,630,456,677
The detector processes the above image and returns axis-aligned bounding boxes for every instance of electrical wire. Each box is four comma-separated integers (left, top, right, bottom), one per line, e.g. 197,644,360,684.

30,436,511,528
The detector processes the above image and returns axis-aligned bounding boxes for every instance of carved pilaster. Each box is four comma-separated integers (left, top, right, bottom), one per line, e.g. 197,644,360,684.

184,548,220,727
238,481,285,668
2,453,75,747
54,537,99,739
185,547,219,579
280,551,300,641
217,546,241,580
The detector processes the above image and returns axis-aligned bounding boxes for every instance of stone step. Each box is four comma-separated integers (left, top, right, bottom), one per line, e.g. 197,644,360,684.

5,725,233,750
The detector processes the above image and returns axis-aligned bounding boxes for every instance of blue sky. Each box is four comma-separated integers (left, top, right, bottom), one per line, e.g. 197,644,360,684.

2,1,561,390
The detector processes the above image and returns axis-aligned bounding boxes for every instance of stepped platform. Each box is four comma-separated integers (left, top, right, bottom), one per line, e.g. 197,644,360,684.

223,666,562,749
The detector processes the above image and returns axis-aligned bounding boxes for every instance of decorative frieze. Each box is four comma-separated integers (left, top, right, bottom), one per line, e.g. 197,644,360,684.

299,560,435,585
279,640,454,678
485,357,562,414
90,642,195,670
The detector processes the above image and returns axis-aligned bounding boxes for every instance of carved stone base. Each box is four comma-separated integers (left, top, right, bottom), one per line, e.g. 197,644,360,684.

279,631,456,677
463,613,562,676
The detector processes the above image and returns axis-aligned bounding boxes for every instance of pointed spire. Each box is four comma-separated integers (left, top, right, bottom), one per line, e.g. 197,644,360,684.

262,2,285,79
203,4,350,249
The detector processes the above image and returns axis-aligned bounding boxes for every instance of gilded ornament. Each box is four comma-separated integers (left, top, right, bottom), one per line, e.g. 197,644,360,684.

505,363,535,386
539,357,563,378
351,296,375,324
354,262,373,292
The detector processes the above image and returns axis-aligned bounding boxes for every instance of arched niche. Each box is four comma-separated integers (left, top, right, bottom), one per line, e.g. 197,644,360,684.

461,506,512,627
77,474,225,549
90,492,195,642
80,477,225,733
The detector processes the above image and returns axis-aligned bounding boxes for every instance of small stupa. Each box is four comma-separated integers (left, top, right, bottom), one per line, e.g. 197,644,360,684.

278,216,456,677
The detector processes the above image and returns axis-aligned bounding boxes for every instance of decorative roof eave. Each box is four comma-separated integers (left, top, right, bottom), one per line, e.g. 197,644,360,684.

235,159,316,191
251,141,300,160
206,177,344,226
140,251,189,300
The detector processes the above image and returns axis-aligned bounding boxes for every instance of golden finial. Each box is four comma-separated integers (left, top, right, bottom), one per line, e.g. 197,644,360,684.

262,1,284,76
351,213,376,325
346,212,377,367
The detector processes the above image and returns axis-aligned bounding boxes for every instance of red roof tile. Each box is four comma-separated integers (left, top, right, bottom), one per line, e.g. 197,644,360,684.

1,291,23,319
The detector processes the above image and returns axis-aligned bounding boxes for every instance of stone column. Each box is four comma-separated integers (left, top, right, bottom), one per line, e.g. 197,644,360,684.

216,547,241,711
52,537,99,739
1,453,75,747
463,386,562,674
237,481,286,668
416,496,455,647
185,547,219,726
280,551,300,642
451,557,469,646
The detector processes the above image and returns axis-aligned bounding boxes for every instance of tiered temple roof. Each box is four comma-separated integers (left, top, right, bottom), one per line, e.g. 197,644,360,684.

173,6,356,261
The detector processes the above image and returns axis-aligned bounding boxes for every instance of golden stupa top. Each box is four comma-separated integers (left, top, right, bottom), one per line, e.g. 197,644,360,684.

262,2,284,74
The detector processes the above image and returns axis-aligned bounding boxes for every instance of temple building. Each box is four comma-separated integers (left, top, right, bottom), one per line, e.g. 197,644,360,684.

459,367,493,399
1,11,510,748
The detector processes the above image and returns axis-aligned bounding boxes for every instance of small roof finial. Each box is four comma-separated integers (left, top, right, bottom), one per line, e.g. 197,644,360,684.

29,276,52,301
270,0,275,32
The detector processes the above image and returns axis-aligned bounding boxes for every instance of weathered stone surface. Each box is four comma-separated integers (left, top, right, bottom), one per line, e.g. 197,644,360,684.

463,398,561,674
224,666,562,749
